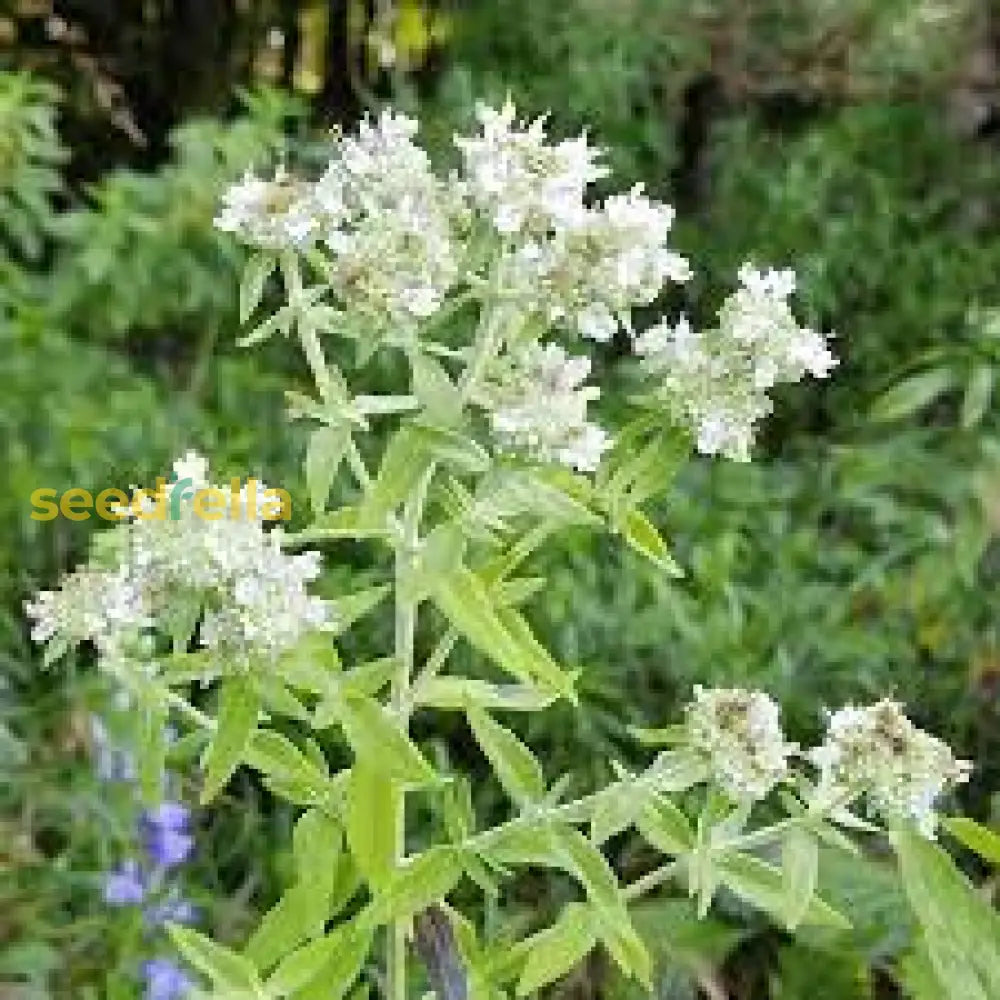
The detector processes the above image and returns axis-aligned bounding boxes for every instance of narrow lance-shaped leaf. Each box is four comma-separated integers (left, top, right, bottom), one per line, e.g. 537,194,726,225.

306,425,349,513
167,924,264,995
516,904,599,997
467,706,546,807
264,913,375,998
942,816,1000,865
781,825,819,930
618,507,683,578
893,824,1000,1000
345,759,397,888
200,677,259,804
240,251,275,323
339,693,436,786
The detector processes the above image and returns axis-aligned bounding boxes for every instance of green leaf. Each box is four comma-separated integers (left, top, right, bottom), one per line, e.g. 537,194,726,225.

345,760,396,887
870,368,955,422
413,677,555,712
618,507,683,577
637,795,695,855
495,606,578,702
136,687,167,805
325,585,392,636
603,419,689,507
716,852,850,930
412,353,463,427
245,730,332,806
893,824,1000,1000
240,252,275,324
942,816,1000,865
296,505,392,541
200,677,259,804
467,706,545,807
339,694,435,786
409,421,490,474
551,831,650,986
961,364,995,428
239,303,292,348
366,426,431,519
167,925,263,994
264,916,373,998
481,469,602,528
370,846,465,923
782,826,819,930
246,810,342,972
433,569,576,702
305,426,349,513
516,904,598,996
589,783,646,845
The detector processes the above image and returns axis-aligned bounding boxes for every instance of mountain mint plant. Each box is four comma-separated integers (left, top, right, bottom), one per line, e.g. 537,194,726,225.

28,102,999,998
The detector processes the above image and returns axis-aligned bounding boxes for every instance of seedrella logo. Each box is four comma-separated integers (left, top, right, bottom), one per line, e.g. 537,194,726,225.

30,476,292,522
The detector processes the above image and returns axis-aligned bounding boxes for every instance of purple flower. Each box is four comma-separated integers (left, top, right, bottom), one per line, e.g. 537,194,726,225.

145,893,198,928
144,827,194,868
141,802,195,868
142,958,194,1000
143,803,191,832
103,859,146,905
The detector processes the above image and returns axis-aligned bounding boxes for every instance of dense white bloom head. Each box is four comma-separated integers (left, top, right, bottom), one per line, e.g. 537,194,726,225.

684,686,796,801
505,184,690,342
810,700,971,836
455,99,607,237
311,108,462,326
26,566,147,654
214,167,318,250
482,341,611,472
25,453,331,665
636,264,837,460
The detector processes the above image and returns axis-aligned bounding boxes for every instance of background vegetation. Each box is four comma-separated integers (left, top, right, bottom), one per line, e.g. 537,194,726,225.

1,1,999,997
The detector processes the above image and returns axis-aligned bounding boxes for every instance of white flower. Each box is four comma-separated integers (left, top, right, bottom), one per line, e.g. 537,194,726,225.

455,99,607,237
483,341,611,472
312,109,462,325
26,453,331,665
684,686,796,801
26,566,147,654
636,265,837,461
500,183,690,342
214,167,318,250
810,700,971,836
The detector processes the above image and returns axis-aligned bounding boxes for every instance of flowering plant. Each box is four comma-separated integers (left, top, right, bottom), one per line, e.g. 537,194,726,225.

28,102,1000,998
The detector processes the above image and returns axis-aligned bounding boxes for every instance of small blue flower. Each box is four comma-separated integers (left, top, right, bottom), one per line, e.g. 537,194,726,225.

142,958,194,1000
103,859,146,905
145,892,198,929
144,826,195,868
141,803,195,868
143,802,191,832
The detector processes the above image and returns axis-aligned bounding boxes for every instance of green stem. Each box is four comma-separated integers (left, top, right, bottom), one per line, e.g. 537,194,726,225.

388,466,434,1000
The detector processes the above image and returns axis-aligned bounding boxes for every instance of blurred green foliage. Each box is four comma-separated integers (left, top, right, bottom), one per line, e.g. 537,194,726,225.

2,0,1000,996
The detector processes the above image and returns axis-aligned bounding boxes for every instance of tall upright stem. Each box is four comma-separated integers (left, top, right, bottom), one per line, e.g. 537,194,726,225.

388,466,432,1000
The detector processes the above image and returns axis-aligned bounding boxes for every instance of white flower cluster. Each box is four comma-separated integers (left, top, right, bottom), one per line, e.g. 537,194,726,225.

454,100,607,237
810,700,971,836
504,185,691,343
216,111,461,325
216,103,836,470
684,685,796,801
457,101,689,341
215,101,688,344
483,341,611,472
636,265,837,460
313,111,462,324
25,453,330,664
214,166,317,250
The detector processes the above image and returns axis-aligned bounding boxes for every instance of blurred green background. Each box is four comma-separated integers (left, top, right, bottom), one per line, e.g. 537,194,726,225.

1,1,999,997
